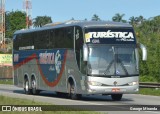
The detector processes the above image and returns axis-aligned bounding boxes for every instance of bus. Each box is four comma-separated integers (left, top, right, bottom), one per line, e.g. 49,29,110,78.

13,21,147,101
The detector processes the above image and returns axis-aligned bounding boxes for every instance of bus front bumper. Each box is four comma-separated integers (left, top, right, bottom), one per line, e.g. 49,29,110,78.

87,85,139,94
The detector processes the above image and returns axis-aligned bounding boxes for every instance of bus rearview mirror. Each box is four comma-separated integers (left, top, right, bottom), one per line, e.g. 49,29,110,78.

139,43,147,61
83,44,88,61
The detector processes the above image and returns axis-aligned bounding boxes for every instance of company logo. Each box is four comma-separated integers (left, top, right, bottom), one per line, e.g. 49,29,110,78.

2,106,12,111
85,30,134,43
39,50,62,74
55,50,61,74
39,53,55,64
116,70,120,75
113,81,118,86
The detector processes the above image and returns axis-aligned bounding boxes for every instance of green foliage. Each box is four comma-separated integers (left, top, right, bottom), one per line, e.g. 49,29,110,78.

0,79,13,85
134,15,160,82
139,88,160,96
5,11,26,38
129,15,145,27
112,13,127,23
33,16,52,27
140,76,157,82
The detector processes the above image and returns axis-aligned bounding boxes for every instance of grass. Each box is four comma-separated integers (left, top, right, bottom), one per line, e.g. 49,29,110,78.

139,88,160,96
0,95,101,114
0,79,13,85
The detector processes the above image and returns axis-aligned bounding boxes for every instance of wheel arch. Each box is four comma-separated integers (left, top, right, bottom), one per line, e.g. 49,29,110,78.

24,73,30,88
68,75,77,93
31,73,37,81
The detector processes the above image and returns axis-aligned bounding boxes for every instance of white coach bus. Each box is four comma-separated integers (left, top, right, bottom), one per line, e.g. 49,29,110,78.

13,21,147,100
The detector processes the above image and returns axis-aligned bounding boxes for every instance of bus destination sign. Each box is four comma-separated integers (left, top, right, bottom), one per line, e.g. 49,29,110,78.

85,28,136,44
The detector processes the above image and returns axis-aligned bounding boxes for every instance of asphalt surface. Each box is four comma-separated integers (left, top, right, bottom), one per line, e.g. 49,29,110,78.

0,84,160,114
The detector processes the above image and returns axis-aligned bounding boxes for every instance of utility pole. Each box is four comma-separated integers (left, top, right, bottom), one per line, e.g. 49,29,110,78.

23,0,32,29
0,0,5,49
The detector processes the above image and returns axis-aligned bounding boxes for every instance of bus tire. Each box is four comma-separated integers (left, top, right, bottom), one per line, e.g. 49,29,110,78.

111,94,123,101
69,83,81,100
24,78,32,95
31,77,40,95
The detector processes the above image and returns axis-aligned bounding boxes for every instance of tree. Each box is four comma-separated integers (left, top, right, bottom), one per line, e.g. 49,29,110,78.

5,11,26,38
134,15,160,82
129,15,146,26
129,16,137,26
112,13,127,23
92,14,101,21
33,16,52,28
136,15,145,24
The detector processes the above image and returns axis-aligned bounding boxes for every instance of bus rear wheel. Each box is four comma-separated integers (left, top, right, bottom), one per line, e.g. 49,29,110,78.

111,94,123,101
24,79,32,95
31,77,40,95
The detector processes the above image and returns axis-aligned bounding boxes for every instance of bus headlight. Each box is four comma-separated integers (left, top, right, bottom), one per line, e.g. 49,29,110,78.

88,81,102,86
128,81,138,86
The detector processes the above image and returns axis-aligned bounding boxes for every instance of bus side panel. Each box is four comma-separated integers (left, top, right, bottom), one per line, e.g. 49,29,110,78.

56,50,87,94
13,49,86,94
13,52,26,88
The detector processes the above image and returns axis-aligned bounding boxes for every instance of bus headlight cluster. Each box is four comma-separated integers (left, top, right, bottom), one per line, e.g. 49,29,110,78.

128,81,138,86
88,81,102,86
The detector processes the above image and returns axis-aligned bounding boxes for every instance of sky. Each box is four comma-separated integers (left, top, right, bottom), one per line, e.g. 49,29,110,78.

6,0,160,22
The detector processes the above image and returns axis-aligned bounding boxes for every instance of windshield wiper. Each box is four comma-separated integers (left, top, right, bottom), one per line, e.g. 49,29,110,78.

104,59,114,75
117,58,129,76
104,58,129,76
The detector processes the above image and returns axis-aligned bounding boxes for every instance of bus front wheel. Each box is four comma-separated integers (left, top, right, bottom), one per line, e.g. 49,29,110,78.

69,83,81,100
111,94,123,101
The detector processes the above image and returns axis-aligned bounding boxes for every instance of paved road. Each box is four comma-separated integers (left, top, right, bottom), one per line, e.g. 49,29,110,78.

0,84,160,114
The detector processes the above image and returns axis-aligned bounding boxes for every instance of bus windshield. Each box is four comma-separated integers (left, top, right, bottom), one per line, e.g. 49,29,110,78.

87,45,138,76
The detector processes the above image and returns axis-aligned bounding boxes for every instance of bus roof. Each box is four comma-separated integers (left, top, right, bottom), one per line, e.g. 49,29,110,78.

14,20,133,34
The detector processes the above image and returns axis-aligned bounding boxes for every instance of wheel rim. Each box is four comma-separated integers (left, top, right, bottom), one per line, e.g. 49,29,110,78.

25,81,29,92
70,85,75,95
32,80,36,89
32,79,37,94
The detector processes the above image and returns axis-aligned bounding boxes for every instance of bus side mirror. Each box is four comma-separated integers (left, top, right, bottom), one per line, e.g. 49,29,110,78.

83,44,88,61
139,43,147,61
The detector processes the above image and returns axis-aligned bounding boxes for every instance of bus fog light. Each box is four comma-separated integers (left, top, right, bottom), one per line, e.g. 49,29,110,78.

128,81,138,86
88,81,102,86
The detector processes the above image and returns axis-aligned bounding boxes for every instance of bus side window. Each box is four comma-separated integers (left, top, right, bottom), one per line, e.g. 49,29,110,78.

34,31,41,49
35,30,49,49
34,32,38,49
65,27,74,49
14,34,21,50
55,28,64,48
49,30,55,48
45,30,50,49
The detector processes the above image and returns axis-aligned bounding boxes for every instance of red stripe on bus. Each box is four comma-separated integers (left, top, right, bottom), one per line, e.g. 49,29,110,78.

14,53,37,70
14,50,68,87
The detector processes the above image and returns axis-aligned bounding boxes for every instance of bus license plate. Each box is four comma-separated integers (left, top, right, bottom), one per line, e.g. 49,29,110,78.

112,88,120,92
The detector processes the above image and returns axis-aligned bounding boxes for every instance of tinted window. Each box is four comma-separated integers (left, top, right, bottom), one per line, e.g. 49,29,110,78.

34,30,49,49
55,27,74,48
14,26,75,50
